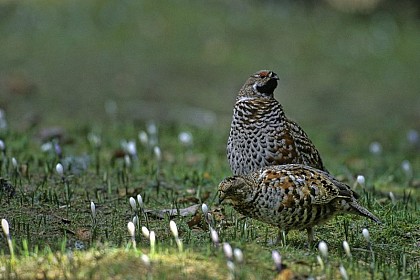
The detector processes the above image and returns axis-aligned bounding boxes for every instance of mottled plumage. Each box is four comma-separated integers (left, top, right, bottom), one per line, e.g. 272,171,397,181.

227,70,326,175
218,164,381,244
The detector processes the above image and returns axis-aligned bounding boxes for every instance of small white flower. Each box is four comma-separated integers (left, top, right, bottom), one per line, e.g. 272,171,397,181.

205,212,214,227
175,238,183,252
223,242,233,260
149,231,156,250
233,248,243,263
318,241,328,258
133,216,139,226
41,142,53,152
127,222,135,238
137,194,144,209
124,155,131,167
11,157,17,169
153,146,161,161
56,163,64,176
362,228,370,243
150,231,156,242
226,260,235,272
54,142,62,156
129,197,137,211
210,227,219,245
0,139,4,151
339,264,349,280
2,218,14,258
201,203,208,216
87,133,101,148
401,160,412,176
141,226,150,238
126,140,137,156
1,219,10,236
389,192,396,205
147,122,159,147
178,131,193,146
90,201,96,220
0,109,7,130
141,254,150,267
356,175,365,187
120,140,128,151
169,220,178,239
342,241,351,258
369,141,382,155
407,129,419,145
271,250,282,269
147,122,157,136
316,255,324,270
138,131,148,146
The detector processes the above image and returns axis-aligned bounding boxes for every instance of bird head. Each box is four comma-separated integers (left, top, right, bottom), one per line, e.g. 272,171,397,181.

238,70,279,99
218,176,248,204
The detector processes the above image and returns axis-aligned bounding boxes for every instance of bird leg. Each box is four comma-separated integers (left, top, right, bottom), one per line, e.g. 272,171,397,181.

306,227,314,248
275,228,288,246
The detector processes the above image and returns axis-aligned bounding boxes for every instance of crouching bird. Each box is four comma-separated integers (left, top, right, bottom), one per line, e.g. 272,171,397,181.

218,164,381,245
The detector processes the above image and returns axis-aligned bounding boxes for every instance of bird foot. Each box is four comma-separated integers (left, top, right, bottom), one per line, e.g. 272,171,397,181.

268,230,287,246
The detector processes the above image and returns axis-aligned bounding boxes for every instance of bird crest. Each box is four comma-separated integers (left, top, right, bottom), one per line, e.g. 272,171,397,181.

252,70,278,80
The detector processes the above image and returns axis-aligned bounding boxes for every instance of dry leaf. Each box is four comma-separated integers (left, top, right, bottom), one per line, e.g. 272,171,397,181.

187,213,202,229
144,204,200,219
177,196,200,204
75,228,91,241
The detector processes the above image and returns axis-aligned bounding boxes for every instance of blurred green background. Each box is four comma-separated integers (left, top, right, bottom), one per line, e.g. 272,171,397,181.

0,0,419,135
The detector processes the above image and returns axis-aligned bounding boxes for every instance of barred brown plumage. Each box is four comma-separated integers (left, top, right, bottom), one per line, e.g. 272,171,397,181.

227,70,327,175
218,164,381,245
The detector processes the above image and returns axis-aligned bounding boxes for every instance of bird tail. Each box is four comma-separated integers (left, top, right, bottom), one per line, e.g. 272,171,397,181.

350,201,382,224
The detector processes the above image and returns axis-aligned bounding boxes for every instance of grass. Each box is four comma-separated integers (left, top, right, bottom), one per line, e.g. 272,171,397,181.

0,0,419,279
0,121,419,279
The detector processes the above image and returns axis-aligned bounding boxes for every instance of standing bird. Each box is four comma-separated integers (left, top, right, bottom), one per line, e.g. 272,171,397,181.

227,70,326,176
218,164,381,245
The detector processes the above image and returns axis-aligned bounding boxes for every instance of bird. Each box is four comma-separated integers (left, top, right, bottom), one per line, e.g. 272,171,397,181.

227,70,327,176
218,164,381,245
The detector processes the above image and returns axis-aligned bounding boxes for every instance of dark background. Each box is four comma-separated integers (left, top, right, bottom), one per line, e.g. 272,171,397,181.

1,0,419,135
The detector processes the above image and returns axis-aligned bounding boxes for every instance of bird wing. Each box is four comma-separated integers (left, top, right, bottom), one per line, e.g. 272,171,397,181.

261,102,325,171
256,165,353,205
302,166,354,204
287,120,327,171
